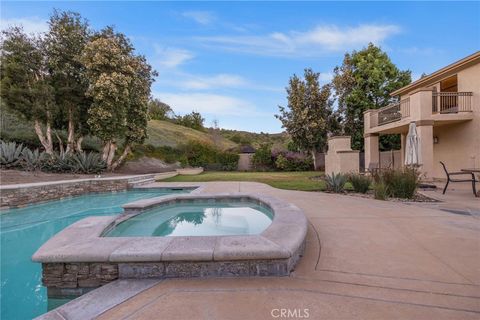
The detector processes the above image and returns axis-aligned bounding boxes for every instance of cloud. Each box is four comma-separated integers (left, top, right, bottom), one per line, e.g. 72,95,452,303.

0,17,48,34
319,72,334,83
153,92,262,116
196,23,401,57
182,11,215,25
153,45,194,68
180,74,248,90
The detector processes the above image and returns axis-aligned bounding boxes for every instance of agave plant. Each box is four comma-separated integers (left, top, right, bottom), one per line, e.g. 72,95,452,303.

0,141,25,168
324,172,347,193
21,148,45,171
41,150,76,173
73,151,106,174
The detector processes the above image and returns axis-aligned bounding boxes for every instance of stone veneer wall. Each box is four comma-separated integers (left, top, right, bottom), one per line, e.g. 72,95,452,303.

41,240,306,298
43,262,119,298
0,175,155,208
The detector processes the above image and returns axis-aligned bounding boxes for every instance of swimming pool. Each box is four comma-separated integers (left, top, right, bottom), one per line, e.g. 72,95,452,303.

0,188,191,320
104,200,274,237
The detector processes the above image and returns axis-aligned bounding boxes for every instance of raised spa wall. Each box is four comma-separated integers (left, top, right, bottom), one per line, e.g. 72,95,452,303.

34,193,308,298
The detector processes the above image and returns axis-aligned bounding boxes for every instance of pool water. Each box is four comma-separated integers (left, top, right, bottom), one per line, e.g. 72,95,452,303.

105,201,274,237
0,188,190,320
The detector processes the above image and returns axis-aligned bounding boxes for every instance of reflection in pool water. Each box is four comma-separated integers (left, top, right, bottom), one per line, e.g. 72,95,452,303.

105,202,274,237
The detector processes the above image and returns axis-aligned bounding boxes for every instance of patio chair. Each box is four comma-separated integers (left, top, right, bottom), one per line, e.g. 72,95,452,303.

440,161,478,196
367,162,379,175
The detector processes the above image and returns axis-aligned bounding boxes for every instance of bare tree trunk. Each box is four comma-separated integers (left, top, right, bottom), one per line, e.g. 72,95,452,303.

311,148,317,171
106,141,117,170
110,144,131,171
66,108,75,154
54,131,64,154
34,120,54,155
76,136,84,153
102,141,111,162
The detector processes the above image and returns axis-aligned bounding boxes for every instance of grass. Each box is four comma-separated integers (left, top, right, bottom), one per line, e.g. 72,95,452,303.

164,171,326,191
146,120,237,150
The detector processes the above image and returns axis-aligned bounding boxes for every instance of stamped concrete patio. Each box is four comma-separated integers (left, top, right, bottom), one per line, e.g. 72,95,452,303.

66,181,480,319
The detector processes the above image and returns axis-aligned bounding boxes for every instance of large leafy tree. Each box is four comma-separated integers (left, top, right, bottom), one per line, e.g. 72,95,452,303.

81,27,155,170
45,10,91,153
333,43,411,150
276,69,340,169
148,98,174,121
0,27,56,154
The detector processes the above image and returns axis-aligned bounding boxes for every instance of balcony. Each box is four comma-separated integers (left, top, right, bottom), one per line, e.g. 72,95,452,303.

370,98,410,128
432,92,473,114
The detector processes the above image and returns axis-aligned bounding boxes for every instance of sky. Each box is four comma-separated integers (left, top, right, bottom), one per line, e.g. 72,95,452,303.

1,1,479,133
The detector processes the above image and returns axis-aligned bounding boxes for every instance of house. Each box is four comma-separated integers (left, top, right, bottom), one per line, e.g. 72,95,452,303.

363,51,480,180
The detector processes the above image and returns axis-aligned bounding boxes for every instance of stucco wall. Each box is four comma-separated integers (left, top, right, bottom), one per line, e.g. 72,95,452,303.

325,136,359,174
431,64,480,179
237,153,253,171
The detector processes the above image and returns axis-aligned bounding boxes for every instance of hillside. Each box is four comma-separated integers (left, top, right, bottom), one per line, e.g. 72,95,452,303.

146,120,237,150
219,129,289,150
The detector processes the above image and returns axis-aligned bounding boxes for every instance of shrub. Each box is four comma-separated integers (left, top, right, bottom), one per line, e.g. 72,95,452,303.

373,181,389,200
325,172,347,193
41,151,77,173
216,152,239,171
348,174,371,194
273,151,313,171
372,168,419,199
252,144,273,171
21,148,45,171
387,168,419,199
0,141,25,168
274,154,288,171
73,152,107,174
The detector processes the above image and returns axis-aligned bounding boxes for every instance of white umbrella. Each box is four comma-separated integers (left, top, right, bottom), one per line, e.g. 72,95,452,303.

405,122,421,166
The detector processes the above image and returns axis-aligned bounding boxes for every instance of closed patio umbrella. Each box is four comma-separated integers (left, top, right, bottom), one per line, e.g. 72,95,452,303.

405,122,421,166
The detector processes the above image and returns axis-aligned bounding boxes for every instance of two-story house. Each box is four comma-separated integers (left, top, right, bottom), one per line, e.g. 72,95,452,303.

364,51,480,180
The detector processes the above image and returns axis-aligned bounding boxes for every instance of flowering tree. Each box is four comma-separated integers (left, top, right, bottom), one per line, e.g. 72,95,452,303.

81,27,155,170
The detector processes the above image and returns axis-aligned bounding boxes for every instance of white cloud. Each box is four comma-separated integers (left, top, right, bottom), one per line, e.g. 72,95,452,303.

182,11,215,25
154,45,194,68
153,92,261,116
0,17,48,34
180,74,248,90
197,23,401,57
319,72,334,83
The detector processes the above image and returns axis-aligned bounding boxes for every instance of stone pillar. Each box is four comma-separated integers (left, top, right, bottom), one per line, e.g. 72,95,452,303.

364,133,379,170
416,120,434,179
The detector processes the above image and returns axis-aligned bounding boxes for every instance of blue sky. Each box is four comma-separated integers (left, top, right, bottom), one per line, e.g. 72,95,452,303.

1,1,479,133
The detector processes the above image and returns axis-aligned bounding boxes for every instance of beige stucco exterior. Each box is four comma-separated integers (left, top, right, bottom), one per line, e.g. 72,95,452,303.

364,51,480,180
325,136,359,174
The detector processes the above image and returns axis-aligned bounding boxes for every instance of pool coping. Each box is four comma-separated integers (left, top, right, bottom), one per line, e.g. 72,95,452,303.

33,193,307,265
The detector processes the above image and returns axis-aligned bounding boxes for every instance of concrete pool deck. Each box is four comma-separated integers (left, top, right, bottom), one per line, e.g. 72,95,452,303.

45,181,479,319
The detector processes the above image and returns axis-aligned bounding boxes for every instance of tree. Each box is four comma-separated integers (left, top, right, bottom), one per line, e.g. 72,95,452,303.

176,111,205,131
276,69,340,169
81,27,155,170
148,98,174,121
45,10,91,153
0,27,56,154
333,43,411,150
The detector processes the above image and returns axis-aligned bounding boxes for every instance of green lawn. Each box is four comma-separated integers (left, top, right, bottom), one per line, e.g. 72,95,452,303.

163,171,326,191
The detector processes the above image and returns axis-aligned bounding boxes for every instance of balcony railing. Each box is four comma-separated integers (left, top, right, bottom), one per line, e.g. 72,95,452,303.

375,98,410,126
432,92,473,114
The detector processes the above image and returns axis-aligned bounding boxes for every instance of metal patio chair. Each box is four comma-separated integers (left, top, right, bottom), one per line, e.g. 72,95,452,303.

440,161,478,196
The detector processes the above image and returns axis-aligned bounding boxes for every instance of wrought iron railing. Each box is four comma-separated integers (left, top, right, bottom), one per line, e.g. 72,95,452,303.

432,92,473,114
376,98,410,126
